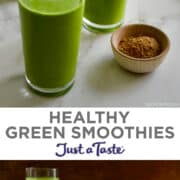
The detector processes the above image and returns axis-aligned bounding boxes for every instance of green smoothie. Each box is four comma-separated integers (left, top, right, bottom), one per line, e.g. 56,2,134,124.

26,178,59,180
83,0,126,31
18,0,84,93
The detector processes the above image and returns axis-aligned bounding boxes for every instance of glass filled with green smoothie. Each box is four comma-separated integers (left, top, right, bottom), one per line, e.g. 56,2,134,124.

26,168,59,180
83,0,126,32
18,0,84,94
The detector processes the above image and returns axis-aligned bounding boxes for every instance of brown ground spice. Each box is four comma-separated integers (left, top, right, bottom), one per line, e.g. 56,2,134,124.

118,36,161,58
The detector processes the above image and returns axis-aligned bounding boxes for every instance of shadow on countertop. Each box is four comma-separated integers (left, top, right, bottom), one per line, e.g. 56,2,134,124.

85,55,155,94
0,0,16,4
0,74,64,107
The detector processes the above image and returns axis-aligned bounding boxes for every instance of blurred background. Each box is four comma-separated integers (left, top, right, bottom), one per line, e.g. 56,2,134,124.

0,161,180,180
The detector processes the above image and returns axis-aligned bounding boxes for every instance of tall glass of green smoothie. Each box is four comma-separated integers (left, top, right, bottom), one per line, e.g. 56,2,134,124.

26,167,59,180
83,0,126,32
18,0,84,94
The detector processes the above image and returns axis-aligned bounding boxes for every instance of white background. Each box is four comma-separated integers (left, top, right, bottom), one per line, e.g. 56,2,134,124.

0,108,179,160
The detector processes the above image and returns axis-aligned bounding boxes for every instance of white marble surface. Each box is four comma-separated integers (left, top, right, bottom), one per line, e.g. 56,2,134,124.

0,0,180,107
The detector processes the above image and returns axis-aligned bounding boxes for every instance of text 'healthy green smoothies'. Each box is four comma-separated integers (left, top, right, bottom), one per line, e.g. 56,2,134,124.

83,0,126,32
18,0,84,94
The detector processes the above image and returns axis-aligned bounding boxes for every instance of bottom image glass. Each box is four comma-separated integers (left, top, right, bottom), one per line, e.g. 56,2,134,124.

0,161,180,180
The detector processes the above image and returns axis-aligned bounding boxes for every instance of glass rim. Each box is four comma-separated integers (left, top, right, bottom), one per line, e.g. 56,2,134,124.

18,0,84,16
26,167,58,171
26,167,59,177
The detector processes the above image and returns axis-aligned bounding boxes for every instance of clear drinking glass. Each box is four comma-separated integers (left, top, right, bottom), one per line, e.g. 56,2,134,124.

26,168,59,180
83,0,127,32
18,0,84,95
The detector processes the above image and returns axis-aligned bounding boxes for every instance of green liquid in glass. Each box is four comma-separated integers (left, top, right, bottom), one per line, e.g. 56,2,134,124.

27,178,59,180
84,0,126,25
18,0,84,93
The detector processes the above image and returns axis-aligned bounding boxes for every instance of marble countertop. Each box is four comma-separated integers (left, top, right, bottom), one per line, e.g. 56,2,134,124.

0,0,180,107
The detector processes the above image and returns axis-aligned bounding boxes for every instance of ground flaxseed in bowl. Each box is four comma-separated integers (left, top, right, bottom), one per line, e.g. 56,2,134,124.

111,24,170,73
118,36,161,59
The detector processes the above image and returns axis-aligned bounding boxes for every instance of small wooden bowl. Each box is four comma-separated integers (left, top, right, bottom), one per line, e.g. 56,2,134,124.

111,24,170,73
